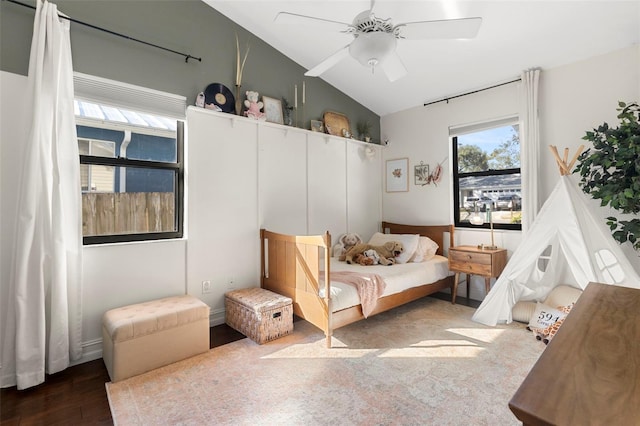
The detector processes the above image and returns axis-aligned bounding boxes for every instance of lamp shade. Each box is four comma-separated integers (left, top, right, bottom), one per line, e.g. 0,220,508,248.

469,214,484,226
470,204,496,249
349,32,397,67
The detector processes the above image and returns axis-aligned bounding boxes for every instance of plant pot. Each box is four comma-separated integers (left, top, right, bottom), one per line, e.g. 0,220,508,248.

235,85,243,116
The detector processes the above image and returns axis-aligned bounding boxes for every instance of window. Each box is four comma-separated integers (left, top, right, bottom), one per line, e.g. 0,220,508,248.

78,138,116,192
77,112,184,244
452,118,521,230
73,73,186,245
594,249,625,284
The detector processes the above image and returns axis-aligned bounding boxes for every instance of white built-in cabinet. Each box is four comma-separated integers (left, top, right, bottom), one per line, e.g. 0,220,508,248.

186,106,382,316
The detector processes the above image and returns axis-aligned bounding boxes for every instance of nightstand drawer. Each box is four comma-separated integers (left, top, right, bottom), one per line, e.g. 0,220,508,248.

449,250,492,265
449,259,492,276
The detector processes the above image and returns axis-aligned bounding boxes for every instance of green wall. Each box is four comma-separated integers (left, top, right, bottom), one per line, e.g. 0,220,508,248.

1,0,380,140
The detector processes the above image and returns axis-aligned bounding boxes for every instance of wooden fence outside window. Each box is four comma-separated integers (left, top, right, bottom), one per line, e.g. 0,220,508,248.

82,192,175,236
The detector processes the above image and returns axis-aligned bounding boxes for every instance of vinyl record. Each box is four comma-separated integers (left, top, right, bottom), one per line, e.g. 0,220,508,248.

203,83,235,113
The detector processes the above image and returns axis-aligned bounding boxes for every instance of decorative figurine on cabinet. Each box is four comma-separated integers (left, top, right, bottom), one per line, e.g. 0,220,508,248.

244,91,266,121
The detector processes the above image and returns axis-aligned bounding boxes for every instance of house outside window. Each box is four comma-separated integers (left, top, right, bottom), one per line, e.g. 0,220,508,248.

73,73,186,244
78,138,115,192
452,117,522,230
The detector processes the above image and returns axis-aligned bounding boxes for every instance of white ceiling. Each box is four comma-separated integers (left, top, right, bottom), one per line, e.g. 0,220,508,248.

204,1,640,117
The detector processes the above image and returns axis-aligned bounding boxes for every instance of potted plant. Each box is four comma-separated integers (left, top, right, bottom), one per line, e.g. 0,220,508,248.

356,120,372,142
575,101,640,250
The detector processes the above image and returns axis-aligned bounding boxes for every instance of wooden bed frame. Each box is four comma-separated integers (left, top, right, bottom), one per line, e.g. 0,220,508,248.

260,222,455,347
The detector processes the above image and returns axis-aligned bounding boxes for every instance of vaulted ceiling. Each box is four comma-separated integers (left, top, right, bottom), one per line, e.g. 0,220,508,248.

205,1,640,116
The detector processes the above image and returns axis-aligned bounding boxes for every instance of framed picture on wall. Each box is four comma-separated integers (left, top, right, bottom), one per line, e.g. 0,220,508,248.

263,96,284,124
386,158,409,192
414,162,430,185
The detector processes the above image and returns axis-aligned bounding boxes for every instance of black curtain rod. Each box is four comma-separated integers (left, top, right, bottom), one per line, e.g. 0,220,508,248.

423,78,521,107
5,0,202,63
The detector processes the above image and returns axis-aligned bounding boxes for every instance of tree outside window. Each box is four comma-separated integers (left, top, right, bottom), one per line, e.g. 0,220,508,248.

453,122,522,230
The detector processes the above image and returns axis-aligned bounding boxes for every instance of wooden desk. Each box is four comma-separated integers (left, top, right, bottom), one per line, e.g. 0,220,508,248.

509,282,640,426
448,245,507,300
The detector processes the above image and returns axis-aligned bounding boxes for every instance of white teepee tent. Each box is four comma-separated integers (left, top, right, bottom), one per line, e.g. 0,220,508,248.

472,149,640,326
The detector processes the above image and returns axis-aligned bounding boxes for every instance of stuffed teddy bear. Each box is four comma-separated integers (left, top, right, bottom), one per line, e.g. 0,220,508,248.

244,91,266,121
334,233,363,259
344,241,404,266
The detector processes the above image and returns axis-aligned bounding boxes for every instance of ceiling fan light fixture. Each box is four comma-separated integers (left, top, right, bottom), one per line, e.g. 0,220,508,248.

349,32,397,70
278,8,481,80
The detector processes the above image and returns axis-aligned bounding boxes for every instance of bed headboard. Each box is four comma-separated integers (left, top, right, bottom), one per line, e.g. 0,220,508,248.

380,222,454,256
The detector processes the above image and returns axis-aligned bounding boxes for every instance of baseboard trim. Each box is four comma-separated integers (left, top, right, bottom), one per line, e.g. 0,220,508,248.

71,338,103,366
210,307,225,326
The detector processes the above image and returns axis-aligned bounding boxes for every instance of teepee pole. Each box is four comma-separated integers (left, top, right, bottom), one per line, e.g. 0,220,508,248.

566,146,584,172
549,145,584,175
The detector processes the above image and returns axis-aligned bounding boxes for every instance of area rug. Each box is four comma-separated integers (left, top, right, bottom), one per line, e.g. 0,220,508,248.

106,297,545,425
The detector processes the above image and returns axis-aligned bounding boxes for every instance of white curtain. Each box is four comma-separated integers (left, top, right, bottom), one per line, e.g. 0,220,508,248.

2,0,82,390
520,68,541,234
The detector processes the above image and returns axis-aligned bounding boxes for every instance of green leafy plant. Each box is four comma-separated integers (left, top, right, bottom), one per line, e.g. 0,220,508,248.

356,120,371,141
575,101,640,249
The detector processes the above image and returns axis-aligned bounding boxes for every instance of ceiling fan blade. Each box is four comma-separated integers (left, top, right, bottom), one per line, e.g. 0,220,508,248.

398,17,482,40
275,12,352,33
304,45,351,77
381,51,407,82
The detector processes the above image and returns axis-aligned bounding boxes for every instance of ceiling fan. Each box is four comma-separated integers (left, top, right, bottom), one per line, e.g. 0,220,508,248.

275,4,482,82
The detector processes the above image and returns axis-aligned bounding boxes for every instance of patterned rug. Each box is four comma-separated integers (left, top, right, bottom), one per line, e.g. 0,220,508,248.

106,297,544,425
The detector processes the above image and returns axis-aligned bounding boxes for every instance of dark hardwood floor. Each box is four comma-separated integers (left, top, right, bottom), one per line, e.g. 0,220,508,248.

0,293,477,425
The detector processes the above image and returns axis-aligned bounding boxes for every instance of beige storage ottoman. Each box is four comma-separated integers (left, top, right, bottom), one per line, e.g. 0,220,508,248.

225,288,293,344
102,295,210,382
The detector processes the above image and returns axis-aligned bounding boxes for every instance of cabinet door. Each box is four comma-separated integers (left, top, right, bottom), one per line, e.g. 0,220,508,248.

307,133,346,236
258,126,307,234
346,142,382,240
187,109,259,297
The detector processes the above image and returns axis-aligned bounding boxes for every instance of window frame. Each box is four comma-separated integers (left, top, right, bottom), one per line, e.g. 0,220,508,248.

80,121,184,245
78,137,116,192
452,121,522,231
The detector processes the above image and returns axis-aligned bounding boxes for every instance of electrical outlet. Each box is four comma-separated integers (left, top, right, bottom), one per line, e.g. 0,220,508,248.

201,280,212,294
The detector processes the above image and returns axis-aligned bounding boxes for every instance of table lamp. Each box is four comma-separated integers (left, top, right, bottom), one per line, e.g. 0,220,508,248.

470,204,497,250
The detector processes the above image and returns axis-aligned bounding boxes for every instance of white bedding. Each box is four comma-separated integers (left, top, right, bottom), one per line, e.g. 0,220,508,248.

319,255,452,312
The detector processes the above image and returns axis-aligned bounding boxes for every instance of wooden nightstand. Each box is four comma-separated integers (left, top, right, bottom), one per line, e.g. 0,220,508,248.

448,245,507,301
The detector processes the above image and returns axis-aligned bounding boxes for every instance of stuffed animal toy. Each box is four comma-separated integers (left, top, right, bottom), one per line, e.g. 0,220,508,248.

334,233,363,259
244,91,266,121
353,249,381,266
363,249,380,265
353,253,374,266
528,303,574,344
344,241,404,266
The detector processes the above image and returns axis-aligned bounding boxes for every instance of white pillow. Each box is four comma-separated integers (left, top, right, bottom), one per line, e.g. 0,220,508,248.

544,285,583,308
528,302,568,330
512,301,537,323
410,236,439,263
367,232,419,264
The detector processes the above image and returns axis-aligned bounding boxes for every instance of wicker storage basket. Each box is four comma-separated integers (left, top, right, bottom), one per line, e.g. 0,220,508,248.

225,288,293,344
